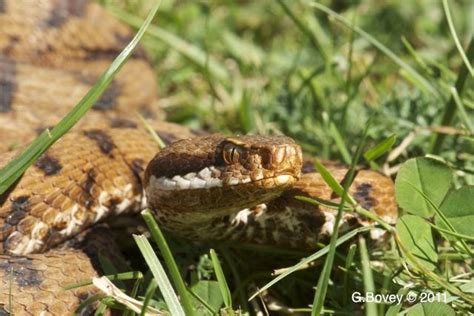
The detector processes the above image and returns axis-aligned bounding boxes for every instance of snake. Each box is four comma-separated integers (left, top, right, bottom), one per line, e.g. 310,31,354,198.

0,0,398,315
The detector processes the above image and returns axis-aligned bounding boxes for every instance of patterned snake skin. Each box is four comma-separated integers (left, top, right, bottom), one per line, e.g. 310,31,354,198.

0,0,398,314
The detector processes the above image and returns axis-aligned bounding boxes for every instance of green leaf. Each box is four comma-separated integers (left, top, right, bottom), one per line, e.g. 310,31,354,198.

249,226,372,301
190,280,224,314
209,250,233,313
141,209,196,316
460,279,474,294
407,302,455,316
312,159,356,205
396,215,438,271
436,186,474,240
358,237,377,316
363,134,396,162
134,234,185,316
395,157,453,217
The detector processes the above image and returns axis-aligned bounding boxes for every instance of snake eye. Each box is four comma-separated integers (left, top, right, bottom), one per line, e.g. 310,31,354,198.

223,143,242,164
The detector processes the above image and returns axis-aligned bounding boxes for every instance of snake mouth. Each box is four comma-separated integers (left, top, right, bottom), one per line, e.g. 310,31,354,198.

148,167,298,192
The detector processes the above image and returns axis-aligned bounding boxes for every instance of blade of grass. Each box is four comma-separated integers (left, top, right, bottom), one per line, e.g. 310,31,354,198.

313,159,357,206
64,271,143,290
136,112,166,148
311,117,373,315
364,134,397,162
123,277,143,316
140,279,159,316
93,276,162,315
450,87,474,133
209,249,233,314
342,244,357,306
429,223,474,241
249,225,372,301
95,297,113,316
394,232,474,304
134,234,185,316
295,195,353,211
276,0,328,63
359,236,377,316
0,0,162,195
308,1,439,97
329,122,352,165
141,209,195,316
431,38,474,154
107,6,229,83
443,0,474,77
74,294,104,316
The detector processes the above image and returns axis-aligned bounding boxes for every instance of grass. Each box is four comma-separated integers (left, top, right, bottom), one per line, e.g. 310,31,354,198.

1,0,473,315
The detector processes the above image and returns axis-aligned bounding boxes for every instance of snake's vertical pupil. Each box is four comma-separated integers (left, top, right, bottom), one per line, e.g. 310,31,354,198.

231,147,240,163
222,142,242,164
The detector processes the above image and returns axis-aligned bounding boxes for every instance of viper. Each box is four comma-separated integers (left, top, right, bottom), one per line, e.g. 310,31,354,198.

0,0,398,314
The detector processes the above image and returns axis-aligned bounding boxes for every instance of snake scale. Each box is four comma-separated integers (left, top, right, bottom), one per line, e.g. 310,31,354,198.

0,1,398,314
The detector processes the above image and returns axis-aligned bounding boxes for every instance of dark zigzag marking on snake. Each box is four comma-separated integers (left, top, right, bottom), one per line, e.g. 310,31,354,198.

34,153,63,176
110,118,138,129
83,130,115,155
0,56,16,113
46,0,87,27
0,257,43,287
81,169,96,209
6,196,29,226
354,183,377,210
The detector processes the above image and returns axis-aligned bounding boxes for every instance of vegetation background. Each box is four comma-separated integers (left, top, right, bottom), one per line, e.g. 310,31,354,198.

95,0,473,314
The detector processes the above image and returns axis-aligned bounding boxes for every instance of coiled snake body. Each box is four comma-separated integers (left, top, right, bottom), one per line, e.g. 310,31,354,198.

0,1,397,314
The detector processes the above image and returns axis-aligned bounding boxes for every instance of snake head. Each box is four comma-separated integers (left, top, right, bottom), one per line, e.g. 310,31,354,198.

144,134,302,222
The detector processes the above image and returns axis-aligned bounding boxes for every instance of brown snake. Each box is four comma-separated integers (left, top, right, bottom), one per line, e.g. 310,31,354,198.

0,1,398,314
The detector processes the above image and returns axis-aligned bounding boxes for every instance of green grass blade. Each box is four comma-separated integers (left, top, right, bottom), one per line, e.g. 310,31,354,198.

429,223,474,241
308,1,439,97
136,112,166,148
431,37,474,154
276,0,328,63
141,209,196,316
140,279,158,316
329,122,352,165
74,294,103,316
64,271,143,290
209,249,233,313
0,0,162,195
450,87,474,133
364,134,397,162
443,0,474,77
249,226,372,301
108,7,229,83
311,117,372,315
342,244,357,306
134,234,185,316
313,159,357,206
359,237,377,316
